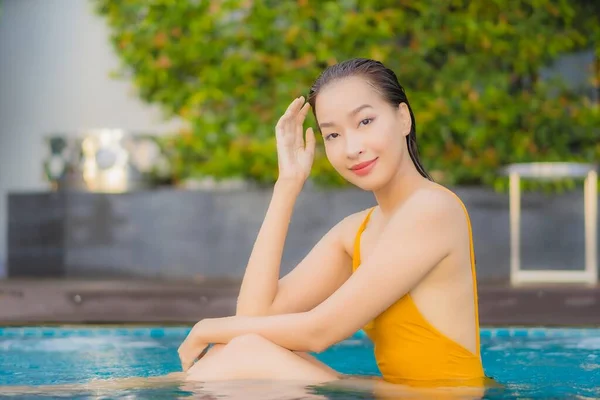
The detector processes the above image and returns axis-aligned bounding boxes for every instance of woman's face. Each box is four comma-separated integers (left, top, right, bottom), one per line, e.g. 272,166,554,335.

314,76,412,191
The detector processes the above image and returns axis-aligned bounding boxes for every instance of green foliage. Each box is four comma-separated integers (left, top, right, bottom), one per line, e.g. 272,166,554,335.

95,0,600,191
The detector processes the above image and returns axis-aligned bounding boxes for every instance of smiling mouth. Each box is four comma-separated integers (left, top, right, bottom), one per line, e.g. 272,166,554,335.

350,158,378,171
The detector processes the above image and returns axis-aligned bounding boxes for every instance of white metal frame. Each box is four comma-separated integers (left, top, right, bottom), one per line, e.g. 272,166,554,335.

502,162,598,285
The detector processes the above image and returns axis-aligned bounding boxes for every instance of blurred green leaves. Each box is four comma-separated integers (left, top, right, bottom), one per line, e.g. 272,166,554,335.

95,0,600,191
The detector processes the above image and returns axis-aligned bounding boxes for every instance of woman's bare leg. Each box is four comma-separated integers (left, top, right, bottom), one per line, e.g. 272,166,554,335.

198,341,335,374
186,333,340,382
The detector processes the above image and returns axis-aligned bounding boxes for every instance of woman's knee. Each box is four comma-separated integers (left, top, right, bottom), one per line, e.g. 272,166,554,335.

223,334,313,360
196,335,268,366
223,333,279,355
187,333,338,382
187,335,269,380
197,343,226,362
225,333,276,349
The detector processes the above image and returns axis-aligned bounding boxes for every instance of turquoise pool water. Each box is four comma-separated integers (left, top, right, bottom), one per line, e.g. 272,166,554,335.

0,327,599,398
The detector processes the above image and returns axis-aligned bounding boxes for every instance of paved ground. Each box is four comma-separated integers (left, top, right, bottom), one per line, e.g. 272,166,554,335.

0,279,599,326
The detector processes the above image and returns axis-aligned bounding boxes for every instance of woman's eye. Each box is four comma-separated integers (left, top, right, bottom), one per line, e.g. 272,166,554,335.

325,133,339,141
360,118,374,127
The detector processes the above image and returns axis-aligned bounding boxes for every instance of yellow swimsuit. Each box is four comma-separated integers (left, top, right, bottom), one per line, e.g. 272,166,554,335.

352,187,485,385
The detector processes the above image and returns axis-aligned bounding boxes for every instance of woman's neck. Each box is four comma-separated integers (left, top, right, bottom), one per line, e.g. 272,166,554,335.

373,163,430,217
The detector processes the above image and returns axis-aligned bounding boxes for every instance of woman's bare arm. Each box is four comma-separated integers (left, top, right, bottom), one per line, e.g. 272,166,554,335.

268,214,356,315
235,180,303,316
237,187,359,316
236,96,316,316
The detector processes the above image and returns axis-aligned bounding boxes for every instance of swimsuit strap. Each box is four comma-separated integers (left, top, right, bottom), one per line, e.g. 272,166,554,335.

352,207,376,268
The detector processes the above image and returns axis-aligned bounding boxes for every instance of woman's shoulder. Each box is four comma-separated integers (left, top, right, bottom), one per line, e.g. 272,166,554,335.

336,207,376,252
393,185,470,243
341,207,375,230
409,183,466,215
373,184,467,238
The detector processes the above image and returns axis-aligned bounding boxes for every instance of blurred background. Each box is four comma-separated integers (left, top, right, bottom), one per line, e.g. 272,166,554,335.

0,0,598,322
0,0,185,278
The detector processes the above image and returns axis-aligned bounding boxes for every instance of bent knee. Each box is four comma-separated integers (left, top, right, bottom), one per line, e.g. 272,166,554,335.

226,333,274,351
201,343,226,360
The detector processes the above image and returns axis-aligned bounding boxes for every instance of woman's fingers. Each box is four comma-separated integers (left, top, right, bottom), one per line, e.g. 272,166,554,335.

295,102,311,148
276,97,304,138
276,96,313,156
297,101,311,125
284,97,304,122
273,97,315,181
178,329,200,371
287,96,303,113
287,97,306,137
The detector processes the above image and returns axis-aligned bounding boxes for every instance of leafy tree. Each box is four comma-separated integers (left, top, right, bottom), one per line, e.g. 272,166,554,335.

95,0,599,190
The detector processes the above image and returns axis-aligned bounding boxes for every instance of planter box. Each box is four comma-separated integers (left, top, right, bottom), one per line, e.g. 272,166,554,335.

7,186,599,283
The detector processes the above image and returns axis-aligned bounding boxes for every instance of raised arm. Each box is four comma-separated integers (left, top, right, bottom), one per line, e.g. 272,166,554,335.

235,179,302,316
236,96,316,316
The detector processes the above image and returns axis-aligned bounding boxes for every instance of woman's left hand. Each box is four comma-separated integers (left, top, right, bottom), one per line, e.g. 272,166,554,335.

178,322,210,371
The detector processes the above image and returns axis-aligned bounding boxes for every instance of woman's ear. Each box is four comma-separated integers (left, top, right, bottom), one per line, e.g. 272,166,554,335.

397,103,412,137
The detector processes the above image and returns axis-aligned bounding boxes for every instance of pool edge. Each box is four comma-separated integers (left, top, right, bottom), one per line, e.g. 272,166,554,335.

0,279,599,327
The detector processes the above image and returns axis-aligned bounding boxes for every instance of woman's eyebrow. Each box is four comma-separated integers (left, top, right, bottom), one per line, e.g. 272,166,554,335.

319,104,373,128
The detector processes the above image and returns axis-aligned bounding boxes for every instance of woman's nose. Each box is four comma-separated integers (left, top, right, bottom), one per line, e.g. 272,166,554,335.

345,134,364,159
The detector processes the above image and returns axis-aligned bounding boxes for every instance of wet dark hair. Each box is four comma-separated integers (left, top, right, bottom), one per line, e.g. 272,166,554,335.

307,58,433,181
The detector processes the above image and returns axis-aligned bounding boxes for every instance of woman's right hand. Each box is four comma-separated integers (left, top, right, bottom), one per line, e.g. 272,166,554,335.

275,96,315,186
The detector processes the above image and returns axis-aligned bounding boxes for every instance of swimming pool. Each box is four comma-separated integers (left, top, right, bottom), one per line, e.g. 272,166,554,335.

0,327,598,398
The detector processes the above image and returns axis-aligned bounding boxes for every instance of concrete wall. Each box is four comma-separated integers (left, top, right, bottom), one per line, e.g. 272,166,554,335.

0,0,182,277
7,186,599,283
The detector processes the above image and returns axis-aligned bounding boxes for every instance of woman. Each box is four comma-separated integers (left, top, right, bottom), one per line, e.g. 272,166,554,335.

178,58,486,386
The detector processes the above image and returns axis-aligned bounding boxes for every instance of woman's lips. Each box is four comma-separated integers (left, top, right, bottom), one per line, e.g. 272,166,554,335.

350,158,378,176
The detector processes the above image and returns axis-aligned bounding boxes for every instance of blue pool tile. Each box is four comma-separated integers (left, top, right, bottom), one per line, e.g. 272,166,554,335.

150,328,165,338
494,329,511,337
0,329,16,338
511,329,529,337
115,328,130,336
2,326,600,339
479,329,492,338
546,329,568,338
23,328,41,337
529,329,547,338
41,330,55,337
